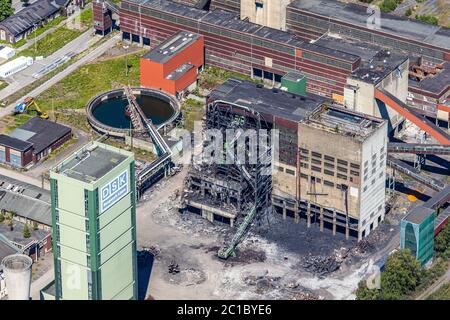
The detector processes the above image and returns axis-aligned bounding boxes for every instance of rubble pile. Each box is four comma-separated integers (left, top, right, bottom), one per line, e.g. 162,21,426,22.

168,261,180,274
300,254,341,276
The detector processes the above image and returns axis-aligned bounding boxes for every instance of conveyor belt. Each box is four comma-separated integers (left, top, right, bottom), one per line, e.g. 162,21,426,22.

387,143,450,155
386,156,445,191
375,89,450,145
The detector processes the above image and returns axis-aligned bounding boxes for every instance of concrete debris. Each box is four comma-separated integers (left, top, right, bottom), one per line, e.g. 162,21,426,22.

292,292,322,300
168,261,180,274
301,254,341,277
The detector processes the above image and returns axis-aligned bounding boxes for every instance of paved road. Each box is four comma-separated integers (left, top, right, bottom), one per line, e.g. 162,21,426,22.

416,266,450,300
30,267,54,300
0,30,95,102
0,34,119,118
0,167,43,187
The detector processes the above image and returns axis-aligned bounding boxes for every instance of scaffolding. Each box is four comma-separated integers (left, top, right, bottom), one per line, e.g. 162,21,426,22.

186,99,273,259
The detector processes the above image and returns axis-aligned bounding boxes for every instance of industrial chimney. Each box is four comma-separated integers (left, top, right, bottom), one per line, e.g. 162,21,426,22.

1,254,33,300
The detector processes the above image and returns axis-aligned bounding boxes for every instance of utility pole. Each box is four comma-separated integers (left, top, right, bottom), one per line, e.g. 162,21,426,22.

123,44,130,76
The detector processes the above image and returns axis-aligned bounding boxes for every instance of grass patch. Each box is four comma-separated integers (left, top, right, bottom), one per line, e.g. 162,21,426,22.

0,38,27,49
0,81,8,91
103,137,157,162
0,113,34,134
35,51,142,112
20,8,92,58
427,282,450,300
198,66,261,91
181,98,204,132
46,135,79,162
20,26,84,58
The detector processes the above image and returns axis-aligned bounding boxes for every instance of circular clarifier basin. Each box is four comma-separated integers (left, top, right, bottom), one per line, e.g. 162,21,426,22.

87,87,180,137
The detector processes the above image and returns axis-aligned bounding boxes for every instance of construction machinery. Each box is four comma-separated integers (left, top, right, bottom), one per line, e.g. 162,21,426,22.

14,97,48,119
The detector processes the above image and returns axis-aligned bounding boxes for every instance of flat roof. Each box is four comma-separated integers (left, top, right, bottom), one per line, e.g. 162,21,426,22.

0,220,50,247
315,35,408,83
143,31,201,64
288,0,450,50
282,71,305,82
166,63,195,80
0,134,33,152
0,0,61,37
404,205,435,225
11,117,71,155
124,0,359,63
409,62,450,95
209,78,326,123
54,142,129,183
304,105,386,140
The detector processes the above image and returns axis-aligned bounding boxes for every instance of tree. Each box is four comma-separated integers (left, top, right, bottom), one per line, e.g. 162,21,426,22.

416,14,439,25
0,211,4,223
33,221,39,231
356,249,424,300
434,223,450,258
0,0,14,22
379,0,398,13
23,224,31,239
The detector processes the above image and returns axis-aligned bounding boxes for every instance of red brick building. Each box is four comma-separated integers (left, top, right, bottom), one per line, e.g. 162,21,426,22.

140,31,204,97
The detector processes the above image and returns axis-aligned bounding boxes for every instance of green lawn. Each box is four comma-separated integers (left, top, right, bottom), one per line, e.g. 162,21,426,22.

20,26,84,58
0,81,8,91
20,8,92,58
0,38,26,49
35,52,142,112
181,98,205,132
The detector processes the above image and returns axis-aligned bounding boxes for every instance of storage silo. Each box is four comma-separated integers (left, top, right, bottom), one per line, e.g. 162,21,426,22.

1,254,33,300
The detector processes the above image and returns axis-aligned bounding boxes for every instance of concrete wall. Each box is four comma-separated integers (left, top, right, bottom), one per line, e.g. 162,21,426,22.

297,123,362,219
241,0,293,31
358,121,388,238
346,59,409,131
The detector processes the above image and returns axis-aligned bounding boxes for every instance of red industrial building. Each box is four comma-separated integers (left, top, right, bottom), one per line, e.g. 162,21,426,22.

140,31,204,97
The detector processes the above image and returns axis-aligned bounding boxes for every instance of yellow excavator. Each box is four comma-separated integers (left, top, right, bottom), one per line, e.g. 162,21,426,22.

14,97,49,119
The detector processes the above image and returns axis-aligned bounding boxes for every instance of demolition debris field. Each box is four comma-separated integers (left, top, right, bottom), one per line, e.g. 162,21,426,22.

135,166,410,300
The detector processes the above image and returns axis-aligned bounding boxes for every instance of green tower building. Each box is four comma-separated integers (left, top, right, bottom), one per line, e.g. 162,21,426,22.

400,206,435,266
49,141,137,300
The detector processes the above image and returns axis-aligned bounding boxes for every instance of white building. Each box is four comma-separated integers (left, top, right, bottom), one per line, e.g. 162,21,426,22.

0,56,33,78
0,46,15,60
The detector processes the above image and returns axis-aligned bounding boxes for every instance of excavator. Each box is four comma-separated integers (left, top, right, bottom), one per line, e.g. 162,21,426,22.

14,97,49,119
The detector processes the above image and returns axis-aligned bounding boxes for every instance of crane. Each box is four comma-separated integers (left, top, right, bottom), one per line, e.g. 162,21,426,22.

14,97,49,119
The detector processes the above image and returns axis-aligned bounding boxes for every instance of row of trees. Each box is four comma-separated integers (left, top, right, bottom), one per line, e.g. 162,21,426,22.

0,210,38,238
356,223,450,300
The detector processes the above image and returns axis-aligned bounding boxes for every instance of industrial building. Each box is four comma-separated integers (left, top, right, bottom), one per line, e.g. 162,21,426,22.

0,0,62,44
49,141,137,300
0,117,72,168
0,221,52,261
0,0,84,44
118,0,361,100
400,207,435,266
140,31,204,97
0,174,52,231
285,0,450,123
184,78,388,240
96,0,450,128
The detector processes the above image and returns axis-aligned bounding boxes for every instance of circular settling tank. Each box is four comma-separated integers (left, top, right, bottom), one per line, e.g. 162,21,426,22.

86,87,180,137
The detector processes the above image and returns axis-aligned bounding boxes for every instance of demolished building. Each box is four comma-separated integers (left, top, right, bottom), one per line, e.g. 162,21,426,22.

183,78,388,241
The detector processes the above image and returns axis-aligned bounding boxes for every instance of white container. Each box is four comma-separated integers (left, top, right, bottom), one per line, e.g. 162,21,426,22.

0,56,33,78
0,46,15,60
1,254,33,300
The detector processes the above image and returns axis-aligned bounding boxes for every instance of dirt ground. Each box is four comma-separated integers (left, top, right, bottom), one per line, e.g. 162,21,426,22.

136,163,414,300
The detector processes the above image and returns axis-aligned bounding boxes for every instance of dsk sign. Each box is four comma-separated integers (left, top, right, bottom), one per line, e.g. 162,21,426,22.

100,170,129,213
